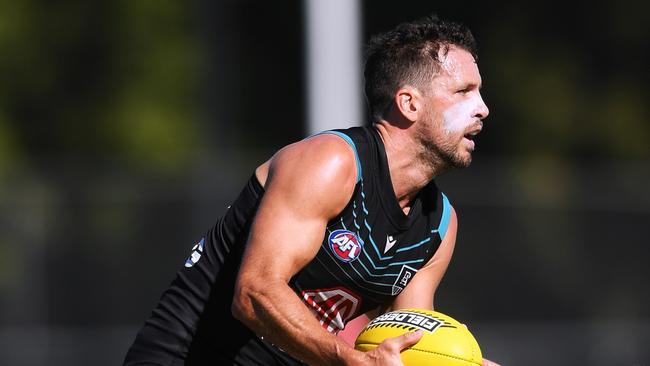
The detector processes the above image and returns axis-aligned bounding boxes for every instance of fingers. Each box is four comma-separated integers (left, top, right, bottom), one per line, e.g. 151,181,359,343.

482,358,501,366
362,331,423,365
385,330,423,351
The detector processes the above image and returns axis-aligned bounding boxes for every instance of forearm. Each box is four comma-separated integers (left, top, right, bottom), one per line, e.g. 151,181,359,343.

233,280,362,366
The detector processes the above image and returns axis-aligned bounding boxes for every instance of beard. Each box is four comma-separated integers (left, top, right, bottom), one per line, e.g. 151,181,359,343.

416,106,475,171
416,125,472,171
424,137,472,169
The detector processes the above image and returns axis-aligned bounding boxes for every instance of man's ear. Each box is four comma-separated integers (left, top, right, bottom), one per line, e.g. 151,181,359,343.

394,87,422,122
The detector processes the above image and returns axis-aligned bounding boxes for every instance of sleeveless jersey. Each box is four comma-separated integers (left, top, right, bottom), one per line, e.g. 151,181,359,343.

123,126,452,366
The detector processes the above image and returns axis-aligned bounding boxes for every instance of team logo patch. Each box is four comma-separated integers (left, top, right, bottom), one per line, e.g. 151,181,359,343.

366,309,443,333
184,237,205,268
328,229,364,262
302,287,361,333
391,265,418,295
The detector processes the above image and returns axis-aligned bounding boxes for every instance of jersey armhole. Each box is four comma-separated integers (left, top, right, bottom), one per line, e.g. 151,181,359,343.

317,131,362,183
437,193,452,240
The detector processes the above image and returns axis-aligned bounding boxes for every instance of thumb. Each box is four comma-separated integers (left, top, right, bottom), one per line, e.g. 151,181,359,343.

391,330,423,351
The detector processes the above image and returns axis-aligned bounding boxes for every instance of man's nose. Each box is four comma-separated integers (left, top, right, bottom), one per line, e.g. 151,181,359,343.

475,94,489,120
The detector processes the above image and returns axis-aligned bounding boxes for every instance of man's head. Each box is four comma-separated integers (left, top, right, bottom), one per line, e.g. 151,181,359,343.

364,15,478,123
365,15,489,169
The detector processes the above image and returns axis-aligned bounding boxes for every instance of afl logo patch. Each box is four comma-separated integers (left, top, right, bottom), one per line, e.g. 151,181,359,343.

328,230,363,262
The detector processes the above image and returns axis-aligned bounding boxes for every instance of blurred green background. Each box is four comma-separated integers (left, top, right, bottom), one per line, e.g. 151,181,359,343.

0,0,648,365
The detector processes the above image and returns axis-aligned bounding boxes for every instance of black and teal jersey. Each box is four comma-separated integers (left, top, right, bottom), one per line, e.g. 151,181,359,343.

123,126,452,366
291,127,451,333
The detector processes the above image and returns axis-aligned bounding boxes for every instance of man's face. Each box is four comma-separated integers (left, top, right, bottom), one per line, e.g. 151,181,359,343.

417,46,489,169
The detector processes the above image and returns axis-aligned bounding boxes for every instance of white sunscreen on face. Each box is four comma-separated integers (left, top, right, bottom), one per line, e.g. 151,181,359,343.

441,98,475,134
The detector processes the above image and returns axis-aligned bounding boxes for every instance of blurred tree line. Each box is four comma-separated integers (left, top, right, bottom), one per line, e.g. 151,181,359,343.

0,0,199,176
1,1,647,177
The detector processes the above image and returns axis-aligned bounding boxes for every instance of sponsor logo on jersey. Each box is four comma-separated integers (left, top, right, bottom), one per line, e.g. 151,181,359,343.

391,265,417,295
367,310,443,333
328,229,364,262
301,287,361,334
384,234,397,253
184,237,205,268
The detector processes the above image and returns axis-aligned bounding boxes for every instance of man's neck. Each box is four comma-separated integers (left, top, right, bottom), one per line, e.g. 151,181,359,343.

373,122,446,211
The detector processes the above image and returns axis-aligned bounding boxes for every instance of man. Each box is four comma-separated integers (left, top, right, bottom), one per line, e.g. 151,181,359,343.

124,14,493,366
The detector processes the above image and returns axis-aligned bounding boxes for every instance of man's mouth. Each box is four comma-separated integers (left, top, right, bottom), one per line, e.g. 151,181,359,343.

464,130,479,140
463,126,482,151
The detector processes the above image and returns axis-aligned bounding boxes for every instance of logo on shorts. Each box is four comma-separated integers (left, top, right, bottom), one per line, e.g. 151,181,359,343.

184,237,205,268
328,229,364,262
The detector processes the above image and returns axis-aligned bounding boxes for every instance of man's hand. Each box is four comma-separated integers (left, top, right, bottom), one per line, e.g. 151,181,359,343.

361,331,423,365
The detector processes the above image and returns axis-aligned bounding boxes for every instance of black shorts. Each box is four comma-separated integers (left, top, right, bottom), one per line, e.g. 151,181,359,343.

124,321,307,366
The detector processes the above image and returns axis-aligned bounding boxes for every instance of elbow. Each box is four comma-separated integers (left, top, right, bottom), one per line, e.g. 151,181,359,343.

230,285,253,324
231,280,257,326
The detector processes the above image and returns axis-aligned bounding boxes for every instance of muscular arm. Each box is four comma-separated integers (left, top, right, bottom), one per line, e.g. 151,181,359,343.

390,207,458,311
231,135,380,365
387,209,501,366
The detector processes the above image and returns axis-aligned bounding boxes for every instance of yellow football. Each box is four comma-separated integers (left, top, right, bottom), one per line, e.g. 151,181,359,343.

354,308,482,365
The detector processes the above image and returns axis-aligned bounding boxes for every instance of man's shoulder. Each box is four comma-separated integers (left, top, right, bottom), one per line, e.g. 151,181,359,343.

269,133,359,186
262,132,360,219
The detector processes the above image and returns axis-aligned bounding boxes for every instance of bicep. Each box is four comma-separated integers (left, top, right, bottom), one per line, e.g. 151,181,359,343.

390,207,458,311
243,189,328,282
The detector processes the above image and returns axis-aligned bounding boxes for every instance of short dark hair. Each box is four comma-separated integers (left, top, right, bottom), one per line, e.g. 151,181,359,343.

364,15,478,122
